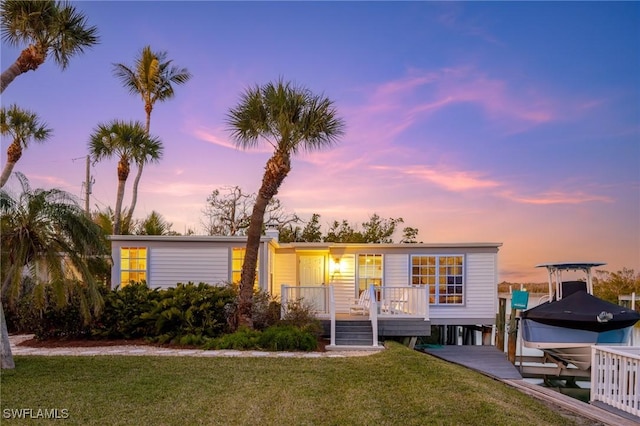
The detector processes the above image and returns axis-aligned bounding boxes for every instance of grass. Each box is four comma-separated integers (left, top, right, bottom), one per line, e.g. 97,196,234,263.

1,342,580,425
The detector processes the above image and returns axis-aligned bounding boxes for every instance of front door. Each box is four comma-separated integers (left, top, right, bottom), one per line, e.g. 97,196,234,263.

298,255,326,312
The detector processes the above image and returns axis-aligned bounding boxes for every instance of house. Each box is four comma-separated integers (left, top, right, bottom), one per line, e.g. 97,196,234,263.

110,234,502,347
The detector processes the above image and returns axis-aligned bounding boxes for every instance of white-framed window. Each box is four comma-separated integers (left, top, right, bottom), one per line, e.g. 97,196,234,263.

357,254,383,295
120,247,147,286
231,247,258,288
411,255,464,305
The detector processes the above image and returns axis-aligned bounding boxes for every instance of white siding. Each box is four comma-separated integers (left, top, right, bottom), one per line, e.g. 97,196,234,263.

330,254,355,313
273,253,296,297
429,252,497,323
149,247,228,289
385,254,409,287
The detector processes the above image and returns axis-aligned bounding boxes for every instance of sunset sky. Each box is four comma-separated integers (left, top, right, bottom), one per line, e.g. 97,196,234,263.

1,1,638,283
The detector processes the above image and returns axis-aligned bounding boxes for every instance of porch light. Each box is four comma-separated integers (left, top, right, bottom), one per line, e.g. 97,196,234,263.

331,257,341,274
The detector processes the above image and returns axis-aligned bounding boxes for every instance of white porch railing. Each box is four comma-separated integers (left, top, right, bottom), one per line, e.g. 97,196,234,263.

377,286,429,319
590,345,640,418
280,284,430,319
368,285,379,347
281,285,330,317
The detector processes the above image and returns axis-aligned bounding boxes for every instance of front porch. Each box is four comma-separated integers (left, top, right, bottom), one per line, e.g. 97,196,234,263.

281,285,432,348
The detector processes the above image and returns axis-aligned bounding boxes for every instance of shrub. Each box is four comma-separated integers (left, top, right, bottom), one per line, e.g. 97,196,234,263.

205,326,261,350
91,282,160,339
258,325,317,351
222,287,282,332
4,281,95,340
280,298,323,337
141,282,237,344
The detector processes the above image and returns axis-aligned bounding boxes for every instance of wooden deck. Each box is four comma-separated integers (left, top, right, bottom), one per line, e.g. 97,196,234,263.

420,345,639,425
420,345,522,380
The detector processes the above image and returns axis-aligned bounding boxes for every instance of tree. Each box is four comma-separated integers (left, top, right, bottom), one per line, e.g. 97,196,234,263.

361,213,403,243
113,45,191,225
593,268,640,305
92,206,134,236
226,79,345,328
0,172,108,369
400,226,420,243
0,0,99,93
88,120,162,235
324,219,364,243
136,210,176,235
278,213,322,243
200,186,300,236
0,104,52,188
300,213,322,242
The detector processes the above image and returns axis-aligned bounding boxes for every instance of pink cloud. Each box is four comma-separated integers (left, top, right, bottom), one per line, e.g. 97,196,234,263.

371,164,501,192
501,190,613,205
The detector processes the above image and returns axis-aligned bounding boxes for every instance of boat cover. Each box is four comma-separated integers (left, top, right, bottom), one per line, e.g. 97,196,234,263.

521,290,640,332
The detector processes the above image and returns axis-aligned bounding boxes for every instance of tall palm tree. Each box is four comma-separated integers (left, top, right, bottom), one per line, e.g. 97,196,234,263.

0,104,52,188
0,0,99,93
226,79,345,328
0,172,109,369
88,120,162,235
112,45,191,224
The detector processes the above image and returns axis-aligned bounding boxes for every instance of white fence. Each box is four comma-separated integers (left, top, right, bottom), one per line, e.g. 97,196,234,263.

281,285,330,316
591,345,640,418
280,285,429,319
377,286,429,319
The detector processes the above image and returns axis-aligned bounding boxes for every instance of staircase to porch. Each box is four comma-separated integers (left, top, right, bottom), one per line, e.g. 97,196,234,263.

334,319,374,346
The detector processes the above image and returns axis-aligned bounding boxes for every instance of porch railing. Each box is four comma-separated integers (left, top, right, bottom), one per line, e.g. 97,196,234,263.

281,285,330,317
377,286,429,319
590,345,640,418
280,284,429,320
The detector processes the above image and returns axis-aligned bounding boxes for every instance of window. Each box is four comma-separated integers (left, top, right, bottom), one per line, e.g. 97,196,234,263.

411,255,464,305
232,247,258,287
357,254,383,295
120,247,147,286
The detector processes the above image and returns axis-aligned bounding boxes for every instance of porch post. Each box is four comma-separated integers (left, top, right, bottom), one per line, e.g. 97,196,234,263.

329,285,336,346
369,285,378,347
281,285,288,320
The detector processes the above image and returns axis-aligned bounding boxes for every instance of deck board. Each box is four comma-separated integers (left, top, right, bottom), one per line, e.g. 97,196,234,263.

420,345,523,380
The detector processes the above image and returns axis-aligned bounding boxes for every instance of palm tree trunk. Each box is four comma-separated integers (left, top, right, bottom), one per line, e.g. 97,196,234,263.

0,62,22,94
113,178,127,235
237,193,269,329
0,161,16,188
126,163,144,226
0,301,15,369
126,109,152,226
237,154,290,328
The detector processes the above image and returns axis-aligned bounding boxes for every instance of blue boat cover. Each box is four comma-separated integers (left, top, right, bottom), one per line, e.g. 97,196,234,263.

521,289,640,332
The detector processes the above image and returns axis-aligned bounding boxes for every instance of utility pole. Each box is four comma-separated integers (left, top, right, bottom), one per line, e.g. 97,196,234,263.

83,155,94,217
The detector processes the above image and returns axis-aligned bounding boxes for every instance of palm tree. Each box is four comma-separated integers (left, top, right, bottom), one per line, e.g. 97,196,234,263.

0,0,99,93
0,104,52,188
92,206,134,236
88,120,162,235
226,79,345,328
0,172,109,369
137,210,175,235
112,45,191,224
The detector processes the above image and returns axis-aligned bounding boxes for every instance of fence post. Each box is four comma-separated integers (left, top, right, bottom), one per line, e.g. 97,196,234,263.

281,285,288,320
496,298,506,351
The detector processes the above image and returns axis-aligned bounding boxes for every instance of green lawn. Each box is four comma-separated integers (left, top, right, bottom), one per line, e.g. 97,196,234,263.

1,342,578,425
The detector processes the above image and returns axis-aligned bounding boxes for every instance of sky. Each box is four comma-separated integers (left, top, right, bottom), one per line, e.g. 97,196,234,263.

1,1,639,283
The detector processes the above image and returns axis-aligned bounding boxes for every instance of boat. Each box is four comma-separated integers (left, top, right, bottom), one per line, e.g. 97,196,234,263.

520,262,640,370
